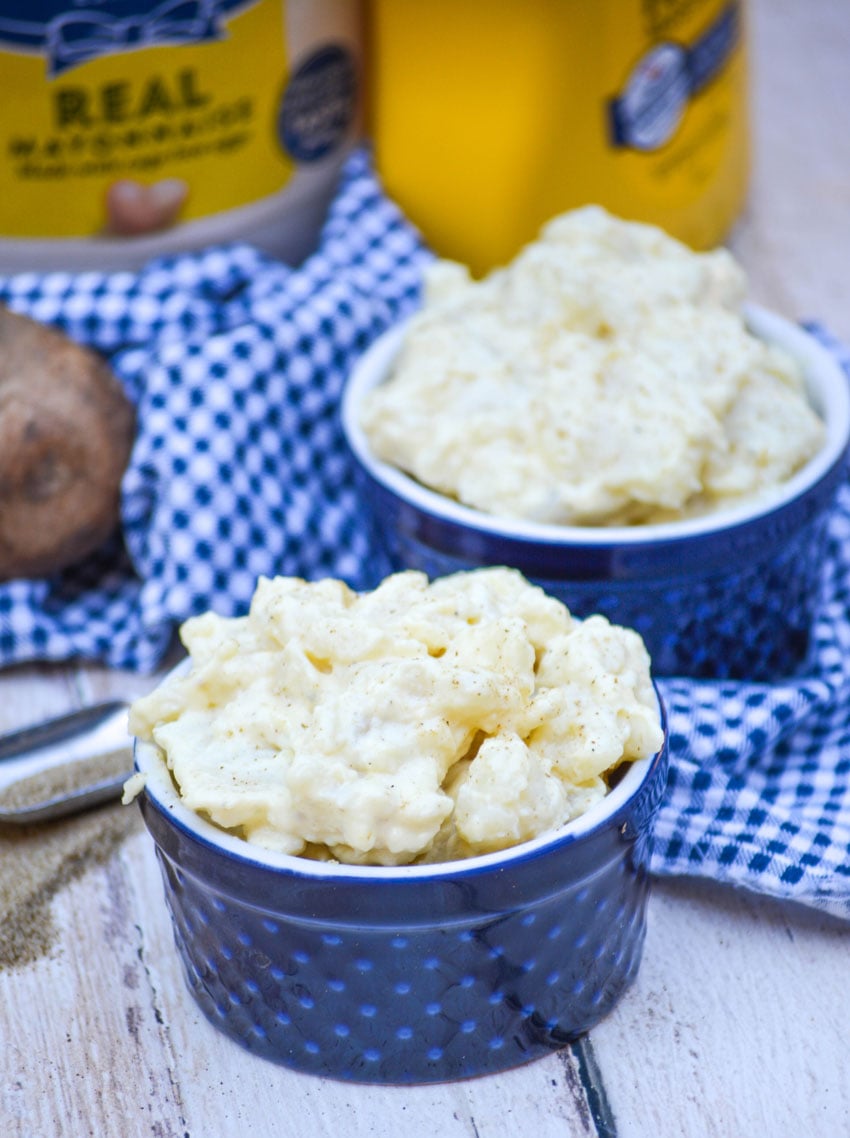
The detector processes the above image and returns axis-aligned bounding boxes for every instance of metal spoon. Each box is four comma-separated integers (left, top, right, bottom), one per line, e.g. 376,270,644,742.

0,758,133,824
0,702,133,825
0,700,127,761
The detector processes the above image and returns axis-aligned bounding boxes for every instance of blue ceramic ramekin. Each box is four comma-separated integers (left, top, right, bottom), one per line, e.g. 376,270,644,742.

134,707,668,1085
341,306,850,680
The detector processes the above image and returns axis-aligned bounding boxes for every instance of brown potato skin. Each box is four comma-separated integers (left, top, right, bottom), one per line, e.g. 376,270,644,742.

0,307,136,581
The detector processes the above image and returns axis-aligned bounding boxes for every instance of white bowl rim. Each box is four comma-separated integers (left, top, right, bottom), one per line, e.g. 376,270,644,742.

341,303,850,547
134,708,665,882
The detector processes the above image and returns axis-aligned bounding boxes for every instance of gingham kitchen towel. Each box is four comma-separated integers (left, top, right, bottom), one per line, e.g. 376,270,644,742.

652,469,850,920
0,148,848,921
0,147,429,671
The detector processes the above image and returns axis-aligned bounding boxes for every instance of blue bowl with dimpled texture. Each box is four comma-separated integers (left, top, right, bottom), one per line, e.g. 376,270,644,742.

134,704,668,1085
341,306,850,680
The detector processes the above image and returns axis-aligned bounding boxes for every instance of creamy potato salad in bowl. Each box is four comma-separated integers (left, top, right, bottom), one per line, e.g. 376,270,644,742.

342,207,850,679
128,567,668,1083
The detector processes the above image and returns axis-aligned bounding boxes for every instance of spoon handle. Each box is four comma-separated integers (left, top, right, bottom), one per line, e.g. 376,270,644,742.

0,701,127,762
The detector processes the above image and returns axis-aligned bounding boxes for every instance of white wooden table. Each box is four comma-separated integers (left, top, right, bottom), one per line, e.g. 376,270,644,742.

2,3,849,1135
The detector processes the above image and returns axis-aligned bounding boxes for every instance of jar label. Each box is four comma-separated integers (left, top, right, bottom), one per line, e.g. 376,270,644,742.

609,2,740,151
0,0,359,239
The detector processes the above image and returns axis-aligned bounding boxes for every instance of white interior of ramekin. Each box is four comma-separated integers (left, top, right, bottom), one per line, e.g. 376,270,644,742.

134,725,662,881
341,304,850,545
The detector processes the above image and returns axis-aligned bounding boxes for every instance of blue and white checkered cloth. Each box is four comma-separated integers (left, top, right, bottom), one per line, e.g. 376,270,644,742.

0,148,848,922
653,470,850,921
0,148,422,669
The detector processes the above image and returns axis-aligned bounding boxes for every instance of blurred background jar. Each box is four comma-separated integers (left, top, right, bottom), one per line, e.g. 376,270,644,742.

0,0,363,271
366,0,750,275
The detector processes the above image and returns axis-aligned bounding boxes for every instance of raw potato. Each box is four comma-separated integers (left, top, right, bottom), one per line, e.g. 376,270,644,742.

0,307,136,581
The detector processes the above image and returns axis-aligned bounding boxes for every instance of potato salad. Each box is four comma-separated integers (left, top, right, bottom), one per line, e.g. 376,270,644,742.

359,206,824,525
128,568,664,865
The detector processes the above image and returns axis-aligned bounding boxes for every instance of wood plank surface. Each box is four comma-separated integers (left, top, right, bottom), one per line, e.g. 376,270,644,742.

2,3,849,1136
729,0,850,341
593,879,850,1138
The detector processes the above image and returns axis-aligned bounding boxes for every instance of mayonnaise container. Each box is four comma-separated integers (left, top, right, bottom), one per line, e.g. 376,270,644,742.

366,0,750,275
0,0,363,271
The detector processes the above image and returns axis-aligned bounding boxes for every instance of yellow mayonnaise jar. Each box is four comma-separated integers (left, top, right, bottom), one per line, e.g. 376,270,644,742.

0,0,363,271
366,0,750,275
